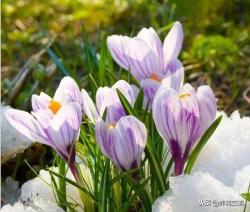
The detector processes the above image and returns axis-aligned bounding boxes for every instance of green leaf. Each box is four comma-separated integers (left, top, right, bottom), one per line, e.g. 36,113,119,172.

110,167,142,185
134,89,144,111
164,158,173,178
81,26,97,74
98,40,107,86
241,192,250,201
58,159,67,211
99,159,110,212
124,176,152,211
185,115,223,174
145,145,167,195
116,89,137,117
47,169,97,202
47,48,69,76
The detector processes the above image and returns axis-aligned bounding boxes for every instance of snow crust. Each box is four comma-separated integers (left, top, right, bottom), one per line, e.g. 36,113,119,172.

1,106,34,164
1,167,84,212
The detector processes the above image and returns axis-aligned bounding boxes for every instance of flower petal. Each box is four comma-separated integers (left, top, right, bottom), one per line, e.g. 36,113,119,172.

161,59,184,92
112,80,136,105
96,81,136,123
124,38,160,81
81,89,100,123
31,109,53,129
95,116,147,170
96,87,111,116
107,35,131,70
140,78,161,103
5,109,49,145
197,85,217,133
51,102,82,133
95,119,113,157
163,21,183,66
114,116,147,170
53,76,82,105
47,103,82,159
137,27,164,67
31,92,52,112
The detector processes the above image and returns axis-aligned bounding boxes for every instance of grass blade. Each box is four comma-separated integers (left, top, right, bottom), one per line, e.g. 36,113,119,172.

47,169,96,202
185,115,222,174
117,89,137,117
134,89,144,111
124,176,152,211
58,159,67,211
47,48,69,76
145,144,167,195
99,159,110,212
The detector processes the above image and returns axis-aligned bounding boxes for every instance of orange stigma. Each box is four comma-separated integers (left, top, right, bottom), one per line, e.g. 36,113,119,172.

48,100,62,114
179,93,191,100
150,73,161,82
107,123,116,129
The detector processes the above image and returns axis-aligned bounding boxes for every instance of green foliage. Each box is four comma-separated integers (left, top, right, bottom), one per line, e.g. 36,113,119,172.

184,35,239,71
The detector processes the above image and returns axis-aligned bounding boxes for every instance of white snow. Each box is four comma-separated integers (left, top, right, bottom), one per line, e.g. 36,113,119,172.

153,111,250,212
1,177,20,205
1,106,34,164
0,167,84,212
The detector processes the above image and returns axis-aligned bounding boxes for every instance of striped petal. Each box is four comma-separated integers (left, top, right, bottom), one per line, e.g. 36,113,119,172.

5,109,49,145
163,21,183,67
197,85,217,134
47,102,82,160
137,27,164,69
161,59,184,92
140,78,161,103
95,116,147,170
124,38,160,81
54,76,82,106
107,35,131,70
81,89,100,123
31,92,52,112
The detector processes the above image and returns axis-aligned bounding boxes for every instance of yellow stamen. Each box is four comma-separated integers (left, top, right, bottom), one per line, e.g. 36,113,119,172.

48,100,61,114
150,73,161,82
107,123,116,129
179,93,191,100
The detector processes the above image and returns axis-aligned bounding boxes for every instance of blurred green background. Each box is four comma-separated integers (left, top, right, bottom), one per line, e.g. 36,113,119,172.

1,0,250,183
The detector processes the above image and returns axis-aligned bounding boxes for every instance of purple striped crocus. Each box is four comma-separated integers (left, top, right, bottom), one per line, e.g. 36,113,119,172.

107,21,184,103
95,115,147,171
152,83,217,176
81,80,136,124
5,77,82,178
81,80,147,171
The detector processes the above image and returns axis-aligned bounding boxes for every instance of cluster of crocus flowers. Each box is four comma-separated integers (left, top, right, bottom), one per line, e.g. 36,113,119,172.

5,21,218,179
5,77,82,178
107,21,184,103
107,21,217,176
81,80,147,171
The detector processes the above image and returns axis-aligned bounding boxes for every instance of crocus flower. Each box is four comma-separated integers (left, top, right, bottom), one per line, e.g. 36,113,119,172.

81,80,137,124
152,83,217,176
81,80,147,171
107,21,184,102
95,115,147,171
5,77,82,177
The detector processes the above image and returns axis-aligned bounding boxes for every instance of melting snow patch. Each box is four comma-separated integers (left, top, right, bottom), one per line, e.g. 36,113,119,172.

0,167,83,212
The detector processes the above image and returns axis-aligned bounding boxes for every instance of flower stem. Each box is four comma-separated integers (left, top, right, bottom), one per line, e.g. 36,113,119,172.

174,160,185,176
